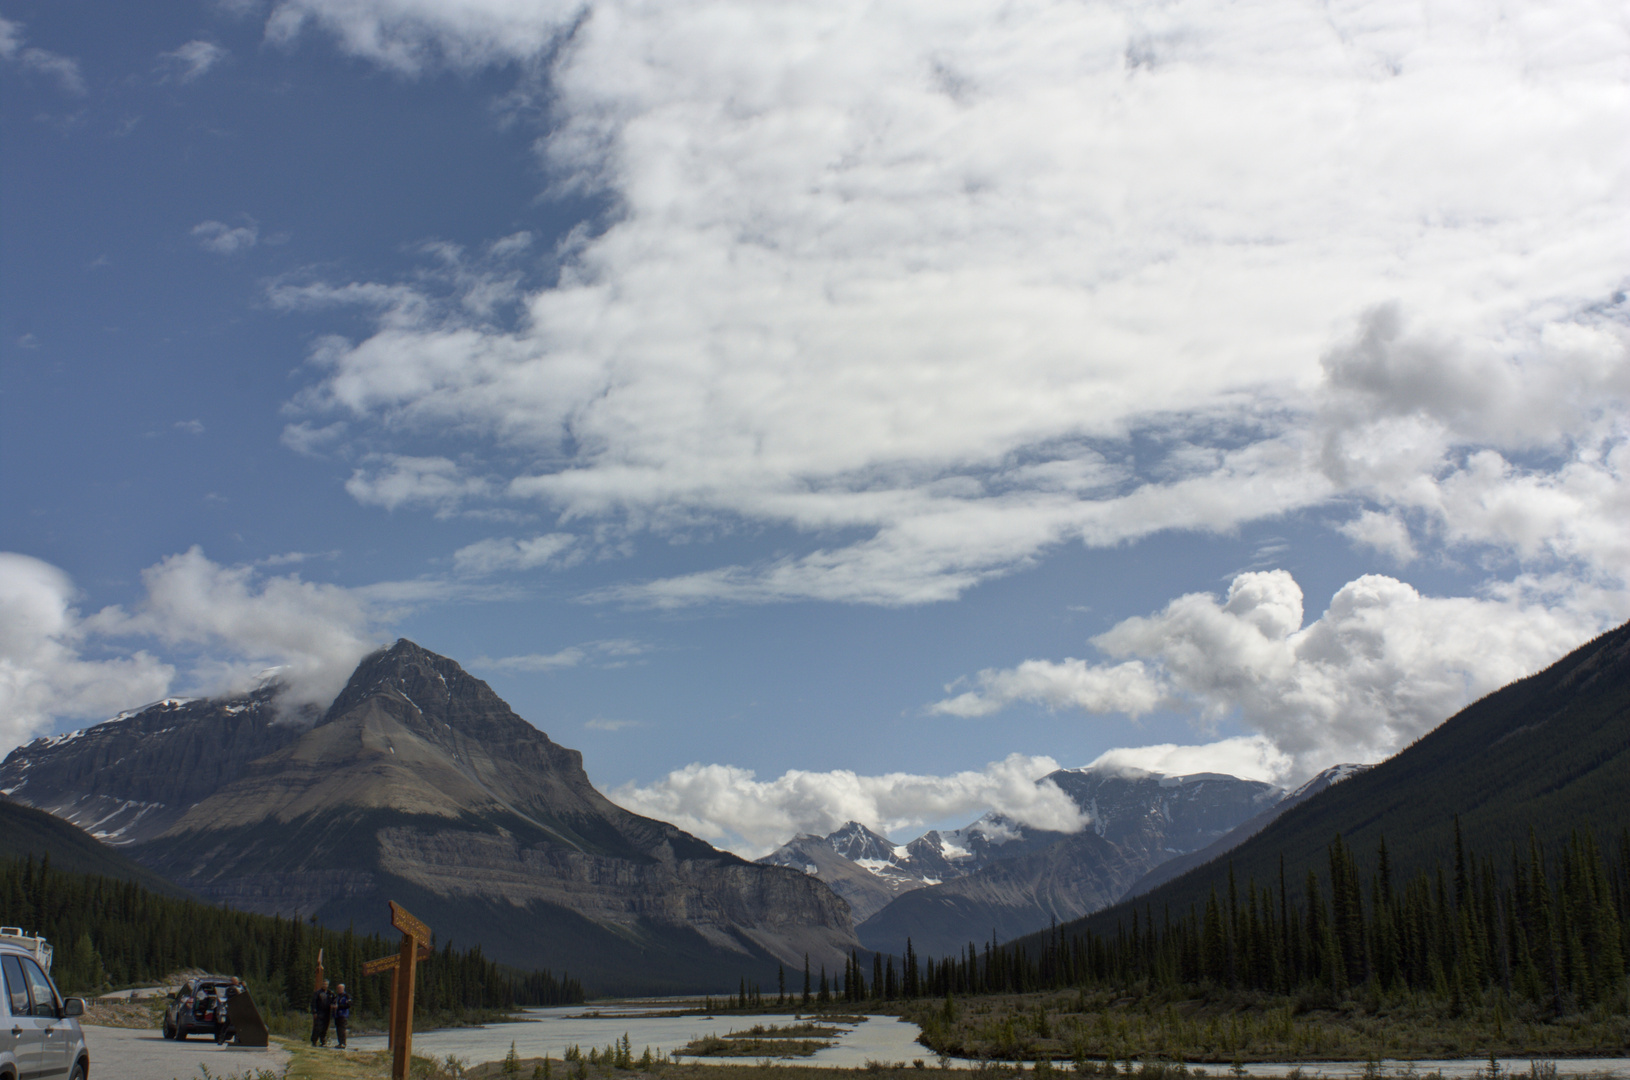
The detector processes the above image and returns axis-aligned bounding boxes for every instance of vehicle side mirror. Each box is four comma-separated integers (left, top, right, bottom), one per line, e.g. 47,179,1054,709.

168,991,177,1000
62,998,85,1017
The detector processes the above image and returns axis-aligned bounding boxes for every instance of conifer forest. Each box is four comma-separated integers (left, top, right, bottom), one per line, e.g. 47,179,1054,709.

0,854,583,1019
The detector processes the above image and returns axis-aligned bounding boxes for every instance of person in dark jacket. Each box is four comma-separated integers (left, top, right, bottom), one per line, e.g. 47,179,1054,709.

214,977,244,1045
333,983,351,1049
310,980,334,1047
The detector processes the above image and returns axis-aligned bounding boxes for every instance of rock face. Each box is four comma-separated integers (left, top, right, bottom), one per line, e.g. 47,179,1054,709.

0,689,302,844
2,641,857,992
1117,763,1368,901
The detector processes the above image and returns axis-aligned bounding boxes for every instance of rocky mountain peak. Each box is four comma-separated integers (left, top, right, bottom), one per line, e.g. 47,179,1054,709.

826,821,900,863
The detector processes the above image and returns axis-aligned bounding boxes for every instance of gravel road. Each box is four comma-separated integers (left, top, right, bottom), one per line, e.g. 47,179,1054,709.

80,1024,290,1080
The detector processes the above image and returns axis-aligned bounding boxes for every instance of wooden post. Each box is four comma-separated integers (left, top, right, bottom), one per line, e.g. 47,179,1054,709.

362,942,430,1059
387,901,432,1080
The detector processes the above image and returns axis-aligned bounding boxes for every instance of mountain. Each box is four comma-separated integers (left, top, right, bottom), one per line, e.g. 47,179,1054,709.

853,827,1142,958
755,768,1280,958
758,823,928,923
1117,763,1368,901
0,796,193,898
1058,619,1630,942
0,687,303,845
0,640,857,993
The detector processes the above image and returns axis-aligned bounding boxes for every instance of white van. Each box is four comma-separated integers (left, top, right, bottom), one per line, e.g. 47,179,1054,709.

0,932,89,1080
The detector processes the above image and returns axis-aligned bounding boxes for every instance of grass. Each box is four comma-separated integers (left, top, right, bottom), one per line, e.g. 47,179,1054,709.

901,987,1630,1064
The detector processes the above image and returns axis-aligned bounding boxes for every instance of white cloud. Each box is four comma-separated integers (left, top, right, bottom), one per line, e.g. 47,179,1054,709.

452,533,578,575
931,569,1625,782
344,455,490,514
1085,735,1292,785
175,419,206,435
0,548,390,754
0,16,86,94
160,39,227,82
932,658,1163,719
280,420,346,456
585,717,640,731
472,638,645,671
269,0,1629,610
91,546,383,716
1338,509,1416,564
610,752,1087,857
0,554,174,756
192,219,259,254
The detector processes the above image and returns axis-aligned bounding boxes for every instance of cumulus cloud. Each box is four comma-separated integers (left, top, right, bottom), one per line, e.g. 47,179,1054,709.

0,548,387,754
266,0,1629,610
610,752,1087,857
91,546,383,717
160,39,227,82
0,554,174,756
191,219,258,254
931,569,1624,781
0,15,86,94
1085,736,1292,785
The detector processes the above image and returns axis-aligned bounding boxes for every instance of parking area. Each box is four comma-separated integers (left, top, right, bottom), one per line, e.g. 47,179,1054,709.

80,1024,290,1080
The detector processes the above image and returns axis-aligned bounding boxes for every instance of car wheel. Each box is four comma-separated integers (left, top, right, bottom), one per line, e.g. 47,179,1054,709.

69,1060,86,1080
176,1026,187,1040
163,1017,175,1039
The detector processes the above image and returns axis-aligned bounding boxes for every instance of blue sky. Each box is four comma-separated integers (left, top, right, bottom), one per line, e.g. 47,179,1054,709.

3,0,1627,855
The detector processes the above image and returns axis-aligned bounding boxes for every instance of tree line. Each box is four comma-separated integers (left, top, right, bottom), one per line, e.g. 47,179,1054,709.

0,854,582,1017
767,825,1628,1015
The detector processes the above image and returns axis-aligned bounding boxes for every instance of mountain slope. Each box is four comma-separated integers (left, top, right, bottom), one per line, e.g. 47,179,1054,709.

0,797,193,898
0,688,303,844
1118,764,1368,901
1063,619,1630,940
5,640,858,992
855,828,1141,957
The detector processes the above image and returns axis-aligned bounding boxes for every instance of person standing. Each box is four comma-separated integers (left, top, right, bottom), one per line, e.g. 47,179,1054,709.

310,979,334,1047
333,983,351,1049
215,977,244,1045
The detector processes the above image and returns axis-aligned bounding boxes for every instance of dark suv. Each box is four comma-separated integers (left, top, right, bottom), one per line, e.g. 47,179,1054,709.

162,976,236,1040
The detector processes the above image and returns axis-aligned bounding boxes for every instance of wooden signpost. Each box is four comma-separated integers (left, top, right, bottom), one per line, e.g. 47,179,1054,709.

361,901,433,1080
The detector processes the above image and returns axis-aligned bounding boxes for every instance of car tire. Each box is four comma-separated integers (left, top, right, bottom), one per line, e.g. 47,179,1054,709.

163,1018,174,1039
176,1026,187,1040
68,1061,86,1080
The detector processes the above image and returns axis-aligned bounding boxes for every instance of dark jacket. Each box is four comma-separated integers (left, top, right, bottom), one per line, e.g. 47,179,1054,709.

310,988,333,1016
334,991,351,1018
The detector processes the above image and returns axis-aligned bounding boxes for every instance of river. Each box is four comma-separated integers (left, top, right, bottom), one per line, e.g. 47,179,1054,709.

345,1005,1628,1077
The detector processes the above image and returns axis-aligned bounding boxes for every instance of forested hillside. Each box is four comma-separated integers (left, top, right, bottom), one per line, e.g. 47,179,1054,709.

0,797,190,897
0,854,582,1016
1058,619,1630,946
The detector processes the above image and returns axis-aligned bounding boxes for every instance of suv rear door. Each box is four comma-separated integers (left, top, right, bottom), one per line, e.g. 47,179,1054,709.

3,953,45,1080
17,956,69,1079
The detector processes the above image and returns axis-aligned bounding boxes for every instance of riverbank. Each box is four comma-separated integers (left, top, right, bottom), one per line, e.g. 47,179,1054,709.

900,988,1630,1063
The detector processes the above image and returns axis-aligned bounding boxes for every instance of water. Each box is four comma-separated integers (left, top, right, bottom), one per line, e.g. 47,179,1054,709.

346,1005,934,1068
346,1007,1629,1076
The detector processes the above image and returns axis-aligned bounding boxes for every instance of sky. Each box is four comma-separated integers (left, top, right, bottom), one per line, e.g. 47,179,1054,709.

2,0,1627,857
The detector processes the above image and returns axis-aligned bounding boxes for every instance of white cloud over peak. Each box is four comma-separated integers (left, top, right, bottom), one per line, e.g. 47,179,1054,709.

0,554,174,757
0,548,385,754
270,0,1629,609
931,569,1624,781
610,752,1087,858
1085,736,1293,785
